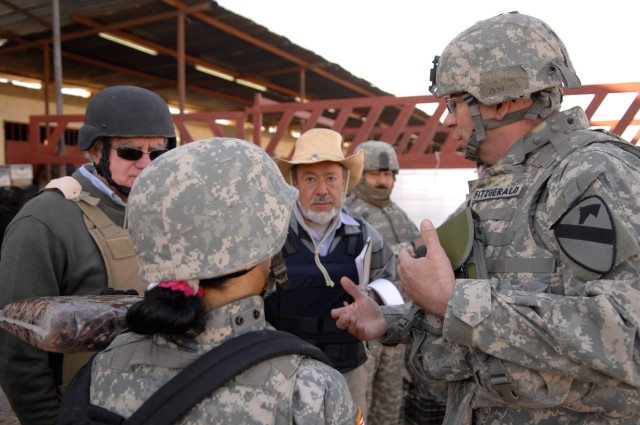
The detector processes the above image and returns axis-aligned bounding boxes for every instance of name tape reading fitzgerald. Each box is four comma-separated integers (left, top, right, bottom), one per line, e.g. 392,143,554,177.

472,185,522,202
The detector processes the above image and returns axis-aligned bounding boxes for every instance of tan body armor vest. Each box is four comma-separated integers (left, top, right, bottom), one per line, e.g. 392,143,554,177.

45,176,145,295
44,176,146,389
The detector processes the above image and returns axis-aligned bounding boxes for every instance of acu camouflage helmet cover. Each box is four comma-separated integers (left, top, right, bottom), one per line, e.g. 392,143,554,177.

355,140,399,173
127,138,298,283
429,11,581,105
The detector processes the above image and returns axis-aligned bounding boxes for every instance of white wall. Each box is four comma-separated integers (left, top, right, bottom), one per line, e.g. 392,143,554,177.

391,168,479,228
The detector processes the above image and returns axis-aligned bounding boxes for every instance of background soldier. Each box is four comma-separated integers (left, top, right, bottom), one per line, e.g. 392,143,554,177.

84,138,362,424
345,140,447,425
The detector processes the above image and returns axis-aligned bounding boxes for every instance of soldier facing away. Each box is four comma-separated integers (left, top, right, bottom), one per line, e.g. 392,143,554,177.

73,138,362,424
332,11,640,425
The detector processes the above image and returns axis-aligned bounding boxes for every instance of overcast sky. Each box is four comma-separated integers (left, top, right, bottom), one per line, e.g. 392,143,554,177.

215,1,637,223
216,1,638,97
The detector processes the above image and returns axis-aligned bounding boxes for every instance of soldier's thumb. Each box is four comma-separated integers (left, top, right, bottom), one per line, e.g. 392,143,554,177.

419,219,440,250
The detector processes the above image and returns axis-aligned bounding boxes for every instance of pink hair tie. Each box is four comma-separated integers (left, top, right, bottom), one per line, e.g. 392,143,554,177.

148,280,203,298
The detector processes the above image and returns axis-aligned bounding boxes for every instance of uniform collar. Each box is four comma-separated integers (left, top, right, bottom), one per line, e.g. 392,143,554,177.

498,107,589,166
78,163,126,207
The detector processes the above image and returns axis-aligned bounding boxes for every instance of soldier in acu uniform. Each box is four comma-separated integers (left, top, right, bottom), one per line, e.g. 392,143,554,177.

345,140,447,425
332,11,640,425
89,138,362,424
346,141,421,257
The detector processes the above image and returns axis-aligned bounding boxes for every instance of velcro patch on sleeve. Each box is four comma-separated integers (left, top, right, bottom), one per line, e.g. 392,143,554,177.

554,195,615,274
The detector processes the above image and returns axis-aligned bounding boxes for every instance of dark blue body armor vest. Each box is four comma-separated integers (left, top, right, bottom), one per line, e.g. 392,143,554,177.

264,223,367,372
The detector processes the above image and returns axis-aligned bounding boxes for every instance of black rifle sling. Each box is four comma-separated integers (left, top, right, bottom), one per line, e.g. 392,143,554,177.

124,329,330,425
59,352,127,425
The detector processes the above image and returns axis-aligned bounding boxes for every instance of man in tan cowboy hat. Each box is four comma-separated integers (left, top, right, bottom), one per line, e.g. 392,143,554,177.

265,128,397,421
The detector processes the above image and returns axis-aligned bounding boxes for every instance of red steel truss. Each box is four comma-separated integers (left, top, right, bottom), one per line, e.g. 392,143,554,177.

9,82,640,172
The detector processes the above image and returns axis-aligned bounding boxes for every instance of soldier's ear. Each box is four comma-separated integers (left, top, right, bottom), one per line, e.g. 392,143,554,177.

494,101,511,121
87,139,104,162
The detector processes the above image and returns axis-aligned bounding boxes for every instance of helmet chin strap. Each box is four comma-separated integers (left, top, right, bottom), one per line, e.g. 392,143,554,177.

95,141,131,198
464,95,485,163
463,90,557,163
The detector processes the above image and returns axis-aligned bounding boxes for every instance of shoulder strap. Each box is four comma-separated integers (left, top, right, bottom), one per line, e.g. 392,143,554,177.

44,176,145,294
282,229,299,257
43,176,84,199
73,194,146,295
344,218,365,257
124,329,330,425
57,353,93,425
58,353,127,425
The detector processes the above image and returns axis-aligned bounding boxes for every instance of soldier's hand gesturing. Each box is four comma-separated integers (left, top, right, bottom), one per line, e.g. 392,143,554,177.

398,219,455,317
331,276,388,340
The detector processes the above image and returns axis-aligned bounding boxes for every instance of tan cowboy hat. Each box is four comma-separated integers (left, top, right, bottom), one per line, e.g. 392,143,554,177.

274,128,364,189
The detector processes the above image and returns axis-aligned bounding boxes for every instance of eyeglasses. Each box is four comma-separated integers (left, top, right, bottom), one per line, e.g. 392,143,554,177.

445,95,462,114
111,145,168,161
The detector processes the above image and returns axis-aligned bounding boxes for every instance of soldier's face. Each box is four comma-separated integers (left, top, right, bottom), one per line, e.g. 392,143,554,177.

363,170,394,191
294,162,345,220
443,96,508,166
443,95,474,157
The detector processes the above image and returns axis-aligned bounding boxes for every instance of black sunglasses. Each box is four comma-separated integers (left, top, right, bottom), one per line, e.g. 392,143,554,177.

111,146,168,161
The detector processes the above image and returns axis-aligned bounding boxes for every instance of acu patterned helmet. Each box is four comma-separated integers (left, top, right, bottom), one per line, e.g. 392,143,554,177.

429,11,581,105
127,138,298,283
355,141,399,173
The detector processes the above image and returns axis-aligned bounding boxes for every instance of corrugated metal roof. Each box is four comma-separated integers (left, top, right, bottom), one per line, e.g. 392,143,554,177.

0,0,400,115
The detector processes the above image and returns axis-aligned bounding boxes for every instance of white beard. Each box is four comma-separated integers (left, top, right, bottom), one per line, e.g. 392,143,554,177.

299,204,340,226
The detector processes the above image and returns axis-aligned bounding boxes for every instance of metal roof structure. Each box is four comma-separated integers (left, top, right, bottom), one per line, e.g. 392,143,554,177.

0,0,396,112
2,0,638,173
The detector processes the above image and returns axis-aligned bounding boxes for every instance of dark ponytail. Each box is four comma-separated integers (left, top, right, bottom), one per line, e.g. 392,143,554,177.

126,287,207,336
126,269,253,337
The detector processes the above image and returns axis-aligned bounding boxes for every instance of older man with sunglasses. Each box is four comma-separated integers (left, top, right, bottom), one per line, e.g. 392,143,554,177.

0,85,175,425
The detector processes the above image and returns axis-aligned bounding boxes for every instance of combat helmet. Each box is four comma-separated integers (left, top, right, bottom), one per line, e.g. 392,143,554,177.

78,85,176,196
355,140,399,173
78,85,176,150
350,140,399,205
127,138,298,283
428,12,581,162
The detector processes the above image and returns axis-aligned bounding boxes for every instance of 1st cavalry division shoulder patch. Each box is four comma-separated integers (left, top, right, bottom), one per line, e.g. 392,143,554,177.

554,195,615,274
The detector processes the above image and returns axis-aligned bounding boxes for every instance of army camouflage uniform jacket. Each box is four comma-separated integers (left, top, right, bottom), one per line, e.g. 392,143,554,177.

344,192,421,256
382,107,640,425
91,295,359,424
345,191,429,424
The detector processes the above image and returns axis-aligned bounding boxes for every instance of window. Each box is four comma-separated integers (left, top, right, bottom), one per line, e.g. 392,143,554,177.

4,122,28,142
3,121,79,145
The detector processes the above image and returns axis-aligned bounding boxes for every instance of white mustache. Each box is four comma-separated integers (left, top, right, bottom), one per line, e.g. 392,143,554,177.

312,195,333,203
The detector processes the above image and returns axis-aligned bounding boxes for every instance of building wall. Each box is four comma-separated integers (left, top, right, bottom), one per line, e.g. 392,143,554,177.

392,168,478,228
0,85,89,164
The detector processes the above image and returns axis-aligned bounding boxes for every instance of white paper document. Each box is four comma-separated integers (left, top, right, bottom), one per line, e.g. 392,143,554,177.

367,279,404,305
355,236,372,285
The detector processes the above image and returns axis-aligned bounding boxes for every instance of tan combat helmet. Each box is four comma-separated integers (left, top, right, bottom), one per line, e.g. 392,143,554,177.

355,141,399,174
428,12,581,162
127,138,298,283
